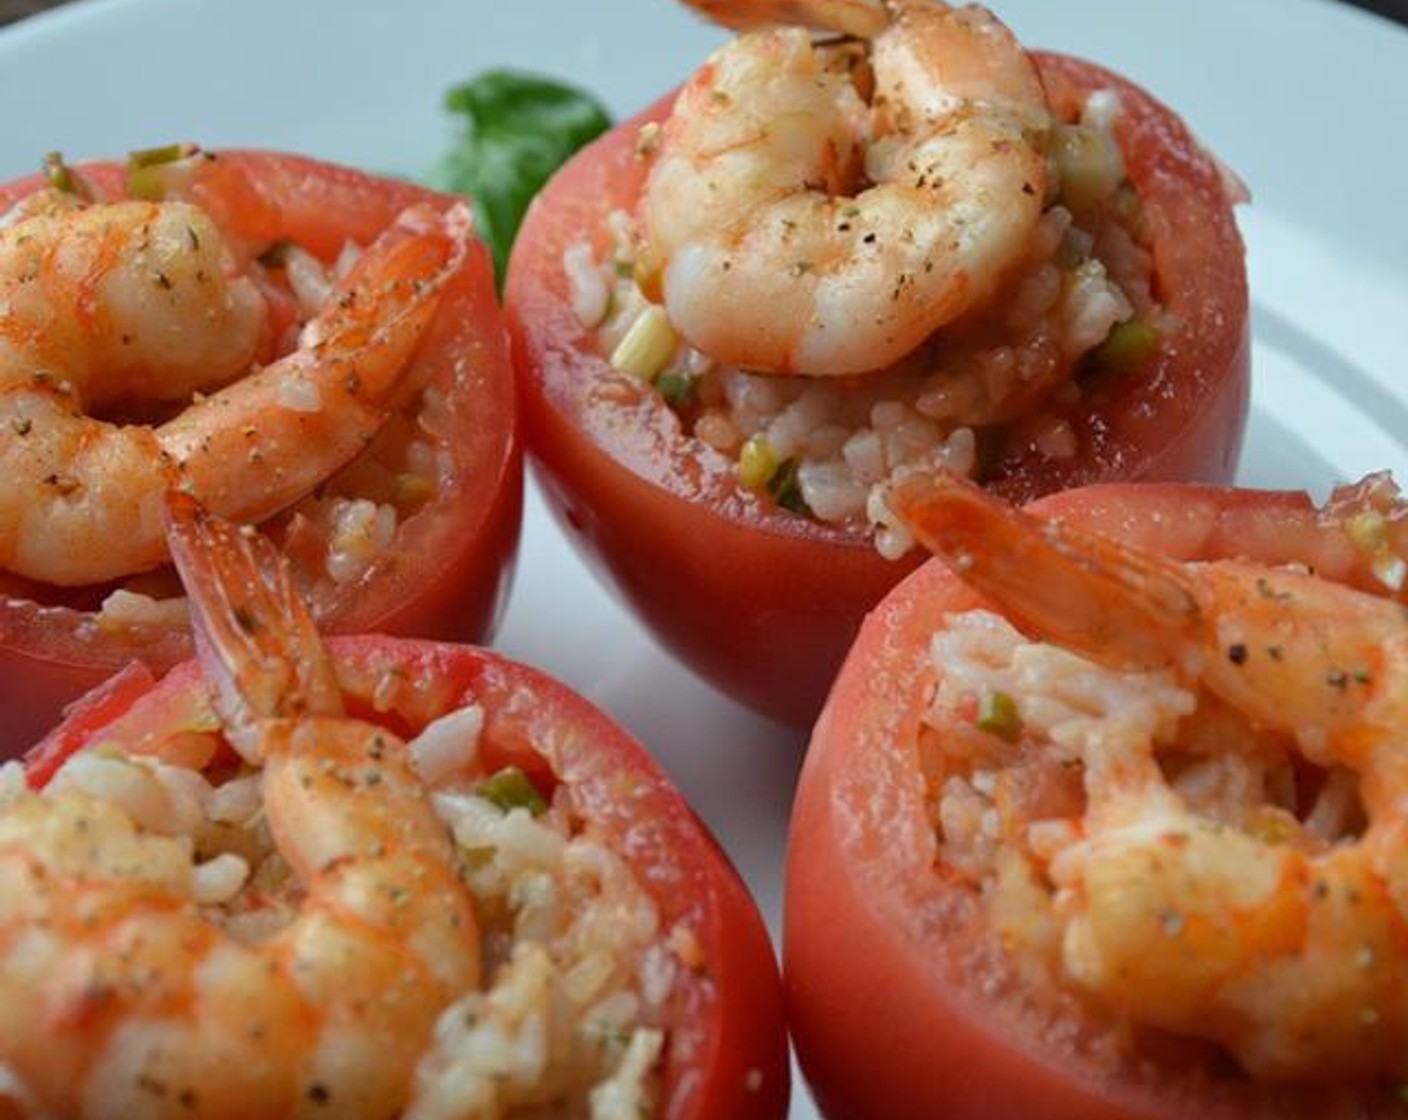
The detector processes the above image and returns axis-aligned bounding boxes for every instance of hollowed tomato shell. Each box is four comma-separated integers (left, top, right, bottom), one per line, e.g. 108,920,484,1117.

0,152,522,754
785,482,1401,1120
505,52,1249,728
25,635,789,1120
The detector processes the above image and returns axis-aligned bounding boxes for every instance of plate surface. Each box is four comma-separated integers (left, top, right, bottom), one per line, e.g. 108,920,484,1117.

3,0,1406,1115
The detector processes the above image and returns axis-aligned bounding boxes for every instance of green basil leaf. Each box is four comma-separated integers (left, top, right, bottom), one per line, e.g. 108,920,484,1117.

429,70,611,289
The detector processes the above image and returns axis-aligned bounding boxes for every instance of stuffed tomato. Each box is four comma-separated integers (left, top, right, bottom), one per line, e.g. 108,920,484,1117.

505,0,1249,727
0,148,522,753
785,471,1408,1119
5,495,787,1120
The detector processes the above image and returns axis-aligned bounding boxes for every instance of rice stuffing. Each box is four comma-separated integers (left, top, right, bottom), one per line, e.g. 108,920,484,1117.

9,696,681,1118
568,90,1170,556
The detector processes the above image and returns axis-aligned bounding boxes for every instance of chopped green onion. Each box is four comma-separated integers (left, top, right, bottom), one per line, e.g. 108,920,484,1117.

129,142,193,169
1092,318,1161,373
126,143,197,201
610,306,677,380
976,689,1022,742
1051,122,1124,214
42,151,91,199
767,457,810,515
127,166,166,201
461,844,496,869
738,434,779,491
656,370,698,410
476,766,547,816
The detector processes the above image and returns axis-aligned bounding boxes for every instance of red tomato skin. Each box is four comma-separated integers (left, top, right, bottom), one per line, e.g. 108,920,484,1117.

506,56,1249,729
24,636,788,1120
784,483,1400,1120
0,152,522,756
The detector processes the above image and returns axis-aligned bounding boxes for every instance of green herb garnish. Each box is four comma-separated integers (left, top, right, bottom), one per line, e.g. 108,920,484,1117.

476,766,548,816
42,151,91,199
429,70,611,289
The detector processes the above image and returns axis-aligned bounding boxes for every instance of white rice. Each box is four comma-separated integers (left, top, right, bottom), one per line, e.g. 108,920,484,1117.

410,703,484,786
571,89,1159,555
96,589,190,632
192,852,251,905
323,498,399,583
15,697,678,1117
283,244,335,318
565,240,611,328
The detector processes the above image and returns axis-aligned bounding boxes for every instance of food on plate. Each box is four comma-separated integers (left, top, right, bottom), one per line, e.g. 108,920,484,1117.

785,470,1408,1119
430,70,612,286
505,0,1250,725
0,146,522,754
4,493,788,1120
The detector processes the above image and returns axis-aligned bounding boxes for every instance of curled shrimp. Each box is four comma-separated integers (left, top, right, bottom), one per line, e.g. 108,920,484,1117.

0,191,470,586
641,0,1050,376
0,492,480,1118
892,471,1408,1080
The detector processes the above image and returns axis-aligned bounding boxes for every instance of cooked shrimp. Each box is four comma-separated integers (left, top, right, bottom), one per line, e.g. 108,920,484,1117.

0,195,469,585
682,0,887,36
893,471,1408,1080
0,199,267,405
0,492,480,1118
641,0,1050,375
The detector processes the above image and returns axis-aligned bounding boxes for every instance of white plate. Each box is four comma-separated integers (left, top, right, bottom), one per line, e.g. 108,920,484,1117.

2,1,1406,1115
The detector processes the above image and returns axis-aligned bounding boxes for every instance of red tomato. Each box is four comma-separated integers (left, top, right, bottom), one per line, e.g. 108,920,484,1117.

505,54,1249,728
0,152,521,754
25,634,789,1120
784,481,1401,1120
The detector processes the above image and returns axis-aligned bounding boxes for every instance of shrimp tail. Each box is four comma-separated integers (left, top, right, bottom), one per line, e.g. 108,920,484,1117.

889,470,1203,672
163,490,342,741
682,0,888,37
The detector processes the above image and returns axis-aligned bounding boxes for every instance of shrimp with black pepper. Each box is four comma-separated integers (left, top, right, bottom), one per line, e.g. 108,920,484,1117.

0,167,470,585
641,0,1051,375
0,492,480,1118
894,470,1408,1081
